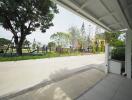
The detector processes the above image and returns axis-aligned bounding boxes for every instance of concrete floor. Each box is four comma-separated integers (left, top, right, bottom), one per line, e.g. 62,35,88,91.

0,54,105,97
2,68,132,100
77,74,132,100
5,68,105,100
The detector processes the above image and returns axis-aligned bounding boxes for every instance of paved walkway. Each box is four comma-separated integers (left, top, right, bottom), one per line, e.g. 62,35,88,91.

0,54,105,97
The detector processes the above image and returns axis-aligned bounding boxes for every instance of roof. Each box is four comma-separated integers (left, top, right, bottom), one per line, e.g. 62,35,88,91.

118,0,132,30
56,0,132,31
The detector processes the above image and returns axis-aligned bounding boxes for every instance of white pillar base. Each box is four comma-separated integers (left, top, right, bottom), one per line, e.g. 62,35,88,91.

125,29,132,79
105,43,109,74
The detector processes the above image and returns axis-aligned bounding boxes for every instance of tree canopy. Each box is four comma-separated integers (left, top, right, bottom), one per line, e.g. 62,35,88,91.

95,32,124,46
0,0,58,55
48,41,56,48
68,26,81,48
50,32,71,48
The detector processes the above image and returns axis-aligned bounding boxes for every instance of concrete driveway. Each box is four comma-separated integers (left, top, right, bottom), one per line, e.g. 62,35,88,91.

0,54,105,97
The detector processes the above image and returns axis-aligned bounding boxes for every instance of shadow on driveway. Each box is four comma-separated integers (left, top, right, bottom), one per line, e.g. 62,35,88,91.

0,63,105,100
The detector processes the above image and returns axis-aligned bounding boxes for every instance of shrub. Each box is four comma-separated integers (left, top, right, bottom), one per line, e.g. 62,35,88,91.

111,47,125,61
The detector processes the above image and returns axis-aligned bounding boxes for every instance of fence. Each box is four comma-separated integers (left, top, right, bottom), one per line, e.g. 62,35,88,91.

106,45,125,75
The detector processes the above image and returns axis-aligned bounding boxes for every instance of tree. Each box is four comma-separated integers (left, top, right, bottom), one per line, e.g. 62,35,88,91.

21,39,31,52
37,42,42,48
0,0,58,55
0,38,11,46
50,32,71,48
32,38,37,50
48,41,56,51
69,26,80,49
80,22,87,50
95,32,124,46
81,22,86,36
23,40,31,47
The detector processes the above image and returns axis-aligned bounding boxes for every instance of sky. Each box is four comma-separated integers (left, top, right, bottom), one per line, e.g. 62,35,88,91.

0,5,104,45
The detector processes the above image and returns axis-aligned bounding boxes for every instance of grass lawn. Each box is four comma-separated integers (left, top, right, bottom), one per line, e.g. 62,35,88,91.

0,52,81,62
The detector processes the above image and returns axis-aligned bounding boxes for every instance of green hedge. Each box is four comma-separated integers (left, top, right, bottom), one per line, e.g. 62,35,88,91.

111,47,125,61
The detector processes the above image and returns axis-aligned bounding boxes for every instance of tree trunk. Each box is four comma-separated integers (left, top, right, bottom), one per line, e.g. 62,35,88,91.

14,35,26,56
16,45,23,56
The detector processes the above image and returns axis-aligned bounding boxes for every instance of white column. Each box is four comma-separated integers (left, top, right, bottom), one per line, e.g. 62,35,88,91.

125,29,132,78
105,43,109,74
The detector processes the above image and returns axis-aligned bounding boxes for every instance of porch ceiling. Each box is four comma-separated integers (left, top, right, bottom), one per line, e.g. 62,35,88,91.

118,0,132,30
56,0,132,31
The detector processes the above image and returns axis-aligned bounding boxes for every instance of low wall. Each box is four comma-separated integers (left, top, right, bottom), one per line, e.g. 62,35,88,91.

109,59,125,74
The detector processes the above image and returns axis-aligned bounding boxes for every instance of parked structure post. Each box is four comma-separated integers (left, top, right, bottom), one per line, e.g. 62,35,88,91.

125,29,132,78
105,43,109,74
